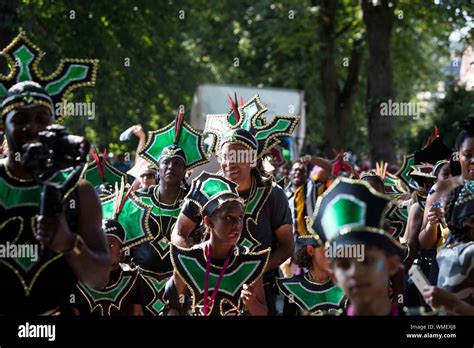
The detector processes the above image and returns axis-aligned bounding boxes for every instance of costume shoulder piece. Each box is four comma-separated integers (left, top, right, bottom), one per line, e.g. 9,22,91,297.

0,31,98,122
76,264,140,316
170,243,270,316
277,272,346,315
204,94,300,159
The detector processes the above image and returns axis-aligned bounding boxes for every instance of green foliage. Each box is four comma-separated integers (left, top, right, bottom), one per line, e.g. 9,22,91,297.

11,0,473,162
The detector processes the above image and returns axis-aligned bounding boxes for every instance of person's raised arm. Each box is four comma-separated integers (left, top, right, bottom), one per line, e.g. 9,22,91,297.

132,124,147,166
301,155,332,173
265,224,293,273
419,182,446,250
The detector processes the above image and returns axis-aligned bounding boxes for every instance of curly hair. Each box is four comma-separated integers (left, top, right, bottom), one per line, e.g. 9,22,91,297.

293,242,313,269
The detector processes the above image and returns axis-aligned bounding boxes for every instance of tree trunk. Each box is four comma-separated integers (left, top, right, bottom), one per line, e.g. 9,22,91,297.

318,0,363,153
362,0,396,165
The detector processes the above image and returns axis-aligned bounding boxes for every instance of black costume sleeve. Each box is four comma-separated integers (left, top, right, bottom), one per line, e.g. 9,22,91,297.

181,199,202,224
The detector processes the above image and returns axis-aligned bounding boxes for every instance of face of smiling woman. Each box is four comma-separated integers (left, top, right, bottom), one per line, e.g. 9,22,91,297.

458,137,474,181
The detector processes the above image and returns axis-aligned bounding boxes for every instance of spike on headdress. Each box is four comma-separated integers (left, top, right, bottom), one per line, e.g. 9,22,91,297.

90,149,106,181
228,93,240,124
113,178,140,220
375,161,388,181
174,107,184,145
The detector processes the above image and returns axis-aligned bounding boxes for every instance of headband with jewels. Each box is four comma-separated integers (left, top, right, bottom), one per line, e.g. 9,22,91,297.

432,159,450,177
309,177,405,258
204,94,300,159
138,108,208,171
82,149,128,197
0,32,98,121
295,235,322,249
101,179,153,251
102,219,126,244
185,171,244,218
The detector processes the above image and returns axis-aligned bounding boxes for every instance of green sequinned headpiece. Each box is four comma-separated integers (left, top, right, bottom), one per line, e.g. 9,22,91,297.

101,179,153,251
204,94,300,159
138,108,208,171
185,171,243,217
0,32,98,121
310,177,404,258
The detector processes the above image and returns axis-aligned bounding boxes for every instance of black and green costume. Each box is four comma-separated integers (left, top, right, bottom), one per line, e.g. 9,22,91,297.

171,244,269,316
0,32,98,314
0,162,82,314
277,272,346,316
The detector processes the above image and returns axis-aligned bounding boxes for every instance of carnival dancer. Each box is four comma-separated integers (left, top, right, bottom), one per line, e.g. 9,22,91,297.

131,108,208,314
419,118,474,250
172,95,299,315
277,235,346,315
166,172,269,316
74,179,153,315
310,178,405,315
0,32,109,314
421,180,474,315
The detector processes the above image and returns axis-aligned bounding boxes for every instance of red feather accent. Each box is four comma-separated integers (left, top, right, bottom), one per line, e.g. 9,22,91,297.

240,96,244,106
228,94,240,124
433,125,439,138
90,150,105,181
116,179,140,218
174,107,184,145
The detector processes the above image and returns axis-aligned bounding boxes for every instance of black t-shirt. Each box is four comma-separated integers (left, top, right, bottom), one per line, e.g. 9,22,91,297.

181,181,292,260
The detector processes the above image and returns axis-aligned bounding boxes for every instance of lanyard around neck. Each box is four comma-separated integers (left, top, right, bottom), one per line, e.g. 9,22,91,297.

203,243,233,316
